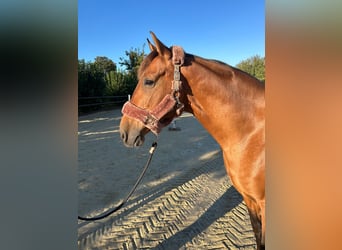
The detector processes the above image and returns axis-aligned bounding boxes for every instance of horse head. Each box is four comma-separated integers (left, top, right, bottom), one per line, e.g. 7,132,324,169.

120,32,186,147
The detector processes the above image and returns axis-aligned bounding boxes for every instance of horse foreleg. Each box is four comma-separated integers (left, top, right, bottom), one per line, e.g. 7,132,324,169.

244,197,264,250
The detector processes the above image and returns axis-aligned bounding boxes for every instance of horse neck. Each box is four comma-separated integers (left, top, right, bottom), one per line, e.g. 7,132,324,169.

181,56,265,148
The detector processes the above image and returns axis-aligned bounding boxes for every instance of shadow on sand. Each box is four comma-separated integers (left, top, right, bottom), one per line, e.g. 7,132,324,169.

151,186,243,249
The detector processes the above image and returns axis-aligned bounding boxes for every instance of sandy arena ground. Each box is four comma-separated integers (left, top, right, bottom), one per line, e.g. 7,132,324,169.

78,108,256,249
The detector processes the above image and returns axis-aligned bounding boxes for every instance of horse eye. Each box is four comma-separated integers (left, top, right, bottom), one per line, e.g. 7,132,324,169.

144,79,155,87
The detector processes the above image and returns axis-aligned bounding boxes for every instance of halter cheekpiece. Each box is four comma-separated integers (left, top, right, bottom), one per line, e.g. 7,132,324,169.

121,46,185,135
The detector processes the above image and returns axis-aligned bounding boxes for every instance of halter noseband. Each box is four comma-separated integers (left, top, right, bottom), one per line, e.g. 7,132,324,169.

121,46,185,135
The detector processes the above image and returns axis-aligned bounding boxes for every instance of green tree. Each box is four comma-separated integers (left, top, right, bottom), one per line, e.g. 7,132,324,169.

78,59,106,97
236,55,265,81
118,45,146,94
119,46,145,73
94,56,117,93
94,56,116,72
78,46,146,98
105,69,126,95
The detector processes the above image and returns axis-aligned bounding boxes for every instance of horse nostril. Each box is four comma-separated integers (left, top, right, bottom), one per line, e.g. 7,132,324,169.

134,135,145,147
120,130,127,142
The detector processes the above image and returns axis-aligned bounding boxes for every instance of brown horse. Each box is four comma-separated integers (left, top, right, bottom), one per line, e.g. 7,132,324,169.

120,32,265,249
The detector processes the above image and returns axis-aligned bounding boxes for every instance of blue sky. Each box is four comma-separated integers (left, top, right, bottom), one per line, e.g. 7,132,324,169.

78,1,264,67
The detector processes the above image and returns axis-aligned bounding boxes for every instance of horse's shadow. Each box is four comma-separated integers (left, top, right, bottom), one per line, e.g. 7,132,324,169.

151,186,243,249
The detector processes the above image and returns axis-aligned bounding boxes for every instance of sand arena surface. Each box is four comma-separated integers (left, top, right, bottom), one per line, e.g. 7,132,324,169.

78,109,256,249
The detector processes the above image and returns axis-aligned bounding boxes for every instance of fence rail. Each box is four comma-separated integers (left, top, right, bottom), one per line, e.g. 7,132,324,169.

78,95,130,108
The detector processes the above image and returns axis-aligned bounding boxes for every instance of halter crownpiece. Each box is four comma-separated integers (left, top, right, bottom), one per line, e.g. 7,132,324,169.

172,45,185,66
171,46,185,115
121,45,185,135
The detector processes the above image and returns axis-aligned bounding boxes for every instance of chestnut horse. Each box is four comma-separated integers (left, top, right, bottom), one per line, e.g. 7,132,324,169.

120,32,265,249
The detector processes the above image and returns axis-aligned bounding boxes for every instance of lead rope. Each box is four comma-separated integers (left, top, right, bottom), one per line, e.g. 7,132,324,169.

78,141,158,221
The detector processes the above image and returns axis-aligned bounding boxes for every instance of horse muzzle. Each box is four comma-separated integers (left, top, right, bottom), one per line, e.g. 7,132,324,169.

119,116,147,147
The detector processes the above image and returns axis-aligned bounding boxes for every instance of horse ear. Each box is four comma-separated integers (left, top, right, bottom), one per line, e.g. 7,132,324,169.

147,38,156,52
150,31,171,58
